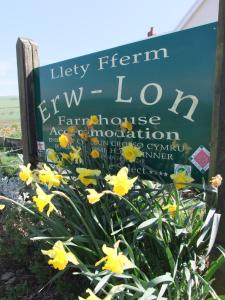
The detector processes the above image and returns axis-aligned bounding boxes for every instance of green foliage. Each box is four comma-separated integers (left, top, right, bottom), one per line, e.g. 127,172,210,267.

0,150,20,176
1,121,224,299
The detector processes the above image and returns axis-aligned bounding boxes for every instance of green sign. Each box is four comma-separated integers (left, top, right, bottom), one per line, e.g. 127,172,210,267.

34,23,217,182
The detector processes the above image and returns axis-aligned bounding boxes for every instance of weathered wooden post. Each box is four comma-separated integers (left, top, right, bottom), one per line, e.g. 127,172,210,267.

209,0,225,293
16,38,39,165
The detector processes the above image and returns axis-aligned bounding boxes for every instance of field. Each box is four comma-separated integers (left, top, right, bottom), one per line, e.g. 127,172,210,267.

0,96,21,138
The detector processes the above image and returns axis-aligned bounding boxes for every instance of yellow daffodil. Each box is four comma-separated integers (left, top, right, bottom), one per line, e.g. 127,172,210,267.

41,240,79,270
163,204,177,217
121,143,144,163
19,163,33,185
210,174,222,188
120,120,133,132
39,164,63,189
69,146,82,163
105,167,137,197
170,171,194,189
79,289,112,300
79,132,89,140
0,204,5,210
61,153,70,161
95,241,134,274
87,115,99,128
90,149,100,159
67,126,77,134
47,148,58,162
32,184,57,216
90,137,100,144
76,168,101,186
86,189,112,204
59,133,71,148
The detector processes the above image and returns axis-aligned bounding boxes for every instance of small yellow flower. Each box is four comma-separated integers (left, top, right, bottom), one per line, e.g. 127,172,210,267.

87,115,99,128
121,143,144,163
67,126,77,134
0,204,5,210
79,132,89,140
86,189,112,204
61,153,70,161
170,171,194,189
90,149,100,159
163,204,177,217
59,133,71,148
47,148,58,162
105,167,137,197
120,120,133,132
32,184,57,216
79,289,112,300
19,163,33,185
41,240,79,270
210,174,222,188
95,241,134,274
39,164,63,189
90,137,100,144
76,168,101,186
69,147,82,163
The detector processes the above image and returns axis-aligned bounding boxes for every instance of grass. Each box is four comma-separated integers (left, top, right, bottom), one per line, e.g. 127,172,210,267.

0,96,20,128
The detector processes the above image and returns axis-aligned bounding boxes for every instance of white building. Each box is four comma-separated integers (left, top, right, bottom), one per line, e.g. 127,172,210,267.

175,0,219,31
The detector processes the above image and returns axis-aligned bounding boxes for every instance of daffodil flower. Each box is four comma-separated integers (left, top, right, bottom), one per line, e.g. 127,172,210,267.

19,163,33,185
59,133,72,148
32,184,57,216
170,171,194,189
67,126,77,134
69,146,82,163
86,115,99,128
120,120,133,132
163,204,177,217
76,168,101,186
121,143,144,162
41,240,79,270
39,164,63,189
95,241,134,274
90,137,100,144
79,132,89,140
105,167,137,197
0,204,5,210
86,189,113,204
47,148,58,162
90,149,100,159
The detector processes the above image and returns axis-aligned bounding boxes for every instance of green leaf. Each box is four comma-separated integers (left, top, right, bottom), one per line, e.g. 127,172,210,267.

204,254,225,281
207,213,221,255
148,273,173,288
197,209,216,247
138,218,158,230
165,247,175,272
94,273,112,294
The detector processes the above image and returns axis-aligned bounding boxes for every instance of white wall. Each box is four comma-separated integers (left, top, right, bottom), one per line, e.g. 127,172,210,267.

176,0,219,30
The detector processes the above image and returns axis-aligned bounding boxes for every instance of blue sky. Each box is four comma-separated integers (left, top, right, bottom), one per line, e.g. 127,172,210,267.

0,0,197,96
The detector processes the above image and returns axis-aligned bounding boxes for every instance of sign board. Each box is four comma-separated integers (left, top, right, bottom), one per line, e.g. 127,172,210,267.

33,23,217,182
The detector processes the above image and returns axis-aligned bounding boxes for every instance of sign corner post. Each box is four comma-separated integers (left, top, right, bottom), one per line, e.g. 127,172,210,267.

16,37,40,166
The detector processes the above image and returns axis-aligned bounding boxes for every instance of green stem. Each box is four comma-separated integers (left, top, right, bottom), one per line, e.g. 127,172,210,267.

122,196,144,220
66,196,101,255
0,196,35,215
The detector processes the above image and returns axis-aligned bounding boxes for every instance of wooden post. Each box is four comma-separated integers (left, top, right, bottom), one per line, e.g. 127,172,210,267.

16,38,39,165
209,0,225,293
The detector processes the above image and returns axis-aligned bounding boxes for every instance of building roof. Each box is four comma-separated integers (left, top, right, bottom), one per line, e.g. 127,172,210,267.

175,0,218,30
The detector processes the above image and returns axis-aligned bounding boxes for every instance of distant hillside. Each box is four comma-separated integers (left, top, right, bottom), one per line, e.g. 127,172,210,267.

0,96,20,127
